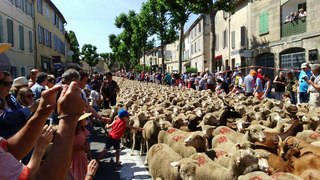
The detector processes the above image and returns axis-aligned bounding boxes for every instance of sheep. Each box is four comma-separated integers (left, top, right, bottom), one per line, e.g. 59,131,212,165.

190,149,260,180
271,172,304,180
129,111,149,156
238,171,272,180
296,130,320,143
147,143,197,180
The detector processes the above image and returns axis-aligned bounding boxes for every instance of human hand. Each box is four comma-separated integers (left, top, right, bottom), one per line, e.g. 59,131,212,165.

34,125,53,152
29,99,40,112
36,85,62,116
101,117,111,123
86,159,99,177
57,82,86,122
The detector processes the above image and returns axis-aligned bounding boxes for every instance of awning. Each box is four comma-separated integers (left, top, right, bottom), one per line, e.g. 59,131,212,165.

0,53,12,70
215,55,222,60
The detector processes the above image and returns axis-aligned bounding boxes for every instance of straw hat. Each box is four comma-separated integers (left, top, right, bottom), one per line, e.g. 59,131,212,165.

78,113,92,121
0,43,11,53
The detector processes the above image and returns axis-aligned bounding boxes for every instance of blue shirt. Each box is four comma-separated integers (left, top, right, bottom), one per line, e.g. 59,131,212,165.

255,78,263,92
31,83,45,100
0,95,31,139
298,70,312,92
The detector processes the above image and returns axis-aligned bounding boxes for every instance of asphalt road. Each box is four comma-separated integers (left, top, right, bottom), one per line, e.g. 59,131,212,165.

90,127,151,180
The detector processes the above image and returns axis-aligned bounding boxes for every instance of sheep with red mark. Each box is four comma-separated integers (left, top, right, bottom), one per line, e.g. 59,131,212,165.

296,130,320,143
147,143,197,180
189,149,261,180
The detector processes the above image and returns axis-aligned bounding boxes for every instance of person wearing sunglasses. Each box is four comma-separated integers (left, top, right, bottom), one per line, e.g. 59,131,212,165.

17,88,35,107
0,71,38,139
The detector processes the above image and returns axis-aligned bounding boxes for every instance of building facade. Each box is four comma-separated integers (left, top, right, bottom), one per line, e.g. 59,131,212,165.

187,14,211,72
34,0,67,73
0,0,35,77
215,0,251,73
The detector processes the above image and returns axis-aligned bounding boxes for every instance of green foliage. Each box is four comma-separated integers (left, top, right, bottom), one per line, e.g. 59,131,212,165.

67,31,81,63
81,44,99,68
134,64,150,72
186,67,198,73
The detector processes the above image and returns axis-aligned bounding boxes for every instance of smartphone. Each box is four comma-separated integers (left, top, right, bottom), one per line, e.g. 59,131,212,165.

303,76,308,81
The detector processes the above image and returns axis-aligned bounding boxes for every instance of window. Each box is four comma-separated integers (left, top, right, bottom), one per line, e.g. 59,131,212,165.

28,30,33,53
0,15,3,43
19,25,24,50
198,23,201,33
45,5,50,19
37,0,43,14
194,42,197,53
215,34,219,51
26,1,32,16
38,25,44,44
20,67,25,76
231,31,235,49
198,39,201,52
259,11,269,35
21,0,26,12
7,19,14,47
223,29,227,48
240,26,246,47
15,0,21,9
191,44,194,54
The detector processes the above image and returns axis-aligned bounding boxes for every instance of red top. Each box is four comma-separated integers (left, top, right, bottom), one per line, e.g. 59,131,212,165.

108,118,127,140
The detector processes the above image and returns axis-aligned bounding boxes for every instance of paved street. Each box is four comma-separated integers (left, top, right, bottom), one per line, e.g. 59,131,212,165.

90,127,151,180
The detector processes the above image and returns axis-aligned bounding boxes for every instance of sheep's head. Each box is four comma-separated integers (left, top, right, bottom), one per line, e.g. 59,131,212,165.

170,158,197,180
245,125,266,142
184,132,208,152
236,119,250,133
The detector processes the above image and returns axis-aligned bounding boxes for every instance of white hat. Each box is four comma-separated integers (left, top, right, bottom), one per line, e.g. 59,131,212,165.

310,64,320,71
13,77,28,87
301,62,309,69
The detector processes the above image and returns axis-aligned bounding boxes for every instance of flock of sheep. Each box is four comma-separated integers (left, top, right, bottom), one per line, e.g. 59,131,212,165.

100,77,320,180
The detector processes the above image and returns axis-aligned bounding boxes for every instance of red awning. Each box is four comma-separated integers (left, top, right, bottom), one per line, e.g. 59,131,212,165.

215,55,222,60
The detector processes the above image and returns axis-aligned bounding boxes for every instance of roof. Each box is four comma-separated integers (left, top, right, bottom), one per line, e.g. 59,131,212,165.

45,0,67,24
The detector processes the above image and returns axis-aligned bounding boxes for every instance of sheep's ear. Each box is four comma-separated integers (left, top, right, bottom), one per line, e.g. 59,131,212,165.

170,161,180,167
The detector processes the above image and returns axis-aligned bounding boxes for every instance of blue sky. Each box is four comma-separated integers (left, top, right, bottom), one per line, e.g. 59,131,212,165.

52,0,197,53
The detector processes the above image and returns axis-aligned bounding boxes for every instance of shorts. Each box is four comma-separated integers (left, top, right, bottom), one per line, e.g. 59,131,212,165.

104,136,120,150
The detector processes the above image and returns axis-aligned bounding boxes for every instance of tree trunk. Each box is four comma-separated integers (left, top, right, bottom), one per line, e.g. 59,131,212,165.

178,23,185,74
161,40,165,74
210,5,218,73
143,47,146,72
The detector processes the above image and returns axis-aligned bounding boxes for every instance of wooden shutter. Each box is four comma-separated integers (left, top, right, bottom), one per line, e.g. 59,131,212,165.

240,26,246,46
29,30,33,53
7,19,14,46
19,25,24,50
259,11,269,35
231,31,235,49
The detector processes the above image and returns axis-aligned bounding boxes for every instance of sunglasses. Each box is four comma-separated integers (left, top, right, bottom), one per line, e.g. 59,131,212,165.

0,81,13,87
26,94,35,98
48,79,56,83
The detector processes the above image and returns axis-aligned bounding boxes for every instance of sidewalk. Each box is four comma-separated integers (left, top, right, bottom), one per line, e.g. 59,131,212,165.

90,127,151,180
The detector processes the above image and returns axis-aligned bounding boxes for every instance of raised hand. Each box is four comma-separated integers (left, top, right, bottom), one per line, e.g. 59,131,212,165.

57,82,86,121
34,125,53,152
37,85,62,117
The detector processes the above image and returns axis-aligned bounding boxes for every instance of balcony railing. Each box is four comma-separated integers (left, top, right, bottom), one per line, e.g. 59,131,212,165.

281,18,306,37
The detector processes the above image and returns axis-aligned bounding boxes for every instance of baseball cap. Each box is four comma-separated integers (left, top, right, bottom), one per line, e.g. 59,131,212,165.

301,63,309,69
13,77,28,87
118,109,132,118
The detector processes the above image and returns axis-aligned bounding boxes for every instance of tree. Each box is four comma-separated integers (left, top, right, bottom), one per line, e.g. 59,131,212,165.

180,0,237,72
67,31,81,63
142,0,178,73
160,0,192,73
100,52,117,71
81,44,99,73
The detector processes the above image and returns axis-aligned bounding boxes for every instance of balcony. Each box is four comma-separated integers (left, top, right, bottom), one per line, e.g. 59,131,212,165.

281,18,306,37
